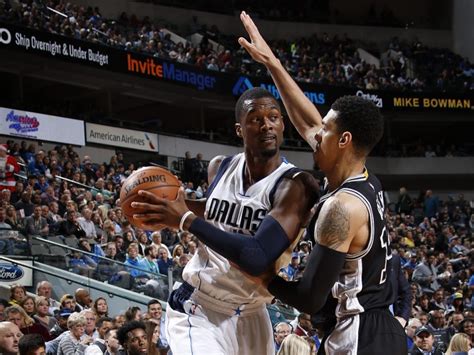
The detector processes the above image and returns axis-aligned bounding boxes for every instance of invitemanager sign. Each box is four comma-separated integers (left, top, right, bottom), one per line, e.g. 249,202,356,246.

86,123,159,152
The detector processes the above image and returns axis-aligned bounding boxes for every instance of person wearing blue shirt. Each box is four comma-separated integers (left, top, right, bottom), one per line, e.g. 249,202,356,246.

124,243,147,278
157,246,173,275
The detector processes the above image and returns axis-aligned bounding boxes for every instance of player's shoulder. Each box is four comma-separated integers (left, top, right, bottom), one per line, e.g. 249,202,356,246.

272,170,319,206
329,191,368,220
207,155,232,184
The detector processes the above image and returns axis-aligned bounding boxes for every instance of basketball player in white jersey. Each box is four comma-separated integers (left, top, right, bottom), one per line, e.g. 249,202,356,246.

132,87,319,354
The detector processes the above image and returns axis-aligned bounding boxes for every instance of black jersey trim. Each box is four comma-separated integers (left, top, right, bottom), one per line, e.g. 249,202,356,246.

338,188,375,261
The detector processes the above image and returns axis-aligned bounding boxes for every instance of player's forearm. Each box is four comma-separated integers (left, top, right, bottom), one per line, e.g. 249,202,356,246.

268,244,345,313
187,215,290,276
266,59,323,147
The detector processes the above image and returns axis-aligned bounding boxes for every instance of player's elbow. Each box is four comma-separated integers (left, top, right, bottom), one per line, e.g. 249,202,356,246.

240,258,272,277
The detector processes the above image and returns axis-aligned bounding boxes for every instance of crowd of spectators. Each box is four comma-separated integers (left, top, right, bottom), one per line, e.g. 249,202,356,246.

1,137,473,354
0,1,472,92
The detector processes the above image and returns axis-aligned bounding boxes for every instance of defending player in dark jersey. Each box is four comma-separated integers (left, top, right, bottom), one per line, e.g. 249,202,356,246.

237,11,407,354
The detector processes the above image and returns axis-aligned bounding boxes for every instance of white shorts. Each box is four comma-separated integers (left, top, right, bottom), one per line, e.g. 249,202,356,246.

166,284,274,355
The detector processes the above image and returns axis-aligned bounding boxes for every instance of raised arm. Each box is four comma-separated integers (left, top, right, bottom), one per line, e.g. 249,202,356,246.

132,172,319,276
238,11,323,150
268,193,368,313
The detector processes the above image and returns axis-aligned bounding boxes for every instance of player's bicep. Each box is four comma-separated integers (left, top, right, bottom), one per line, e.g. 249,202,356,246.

269,173,319,243
303,127,319,151
207,155,226,185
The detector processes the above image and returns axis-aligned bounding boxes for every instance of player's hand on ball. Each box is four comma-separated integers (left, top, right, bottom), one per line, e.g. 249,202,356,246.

238,11,277,66
132,187,189,230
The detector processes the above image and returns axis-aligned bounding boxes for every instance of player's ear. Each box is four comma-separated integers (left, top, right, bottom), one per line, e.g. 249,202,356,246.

338,132,352,148
235,123,242,138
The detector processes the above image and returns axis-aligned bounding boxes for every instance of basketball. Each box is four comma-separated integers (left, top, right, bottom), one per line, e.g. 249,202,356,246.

120,166,180,229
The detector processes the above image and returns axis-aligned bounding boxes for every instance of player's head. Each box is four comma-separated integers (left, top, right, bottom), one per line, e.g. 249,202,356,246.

235,88,284,159
314,96,383,170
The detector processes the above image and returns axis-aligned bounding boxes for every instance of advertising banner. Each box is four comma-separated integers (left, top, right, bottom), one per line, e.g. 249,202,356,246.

86,123,159,152
1,22,472,112
0,107,85,145
0,259,33,287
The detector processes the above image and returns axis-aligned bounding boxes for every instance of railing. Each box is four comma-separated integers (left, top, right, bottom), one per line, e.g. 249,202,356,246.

31,236,173,300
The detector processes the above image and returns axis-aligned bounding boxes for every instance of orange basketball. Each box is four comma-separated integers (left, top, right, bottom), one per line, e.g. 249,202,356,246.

120,166,180,229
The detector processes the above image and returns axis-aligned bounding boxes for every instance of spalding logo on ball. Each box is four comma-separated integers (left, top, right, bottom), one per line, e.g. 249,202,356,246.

120,166,180,229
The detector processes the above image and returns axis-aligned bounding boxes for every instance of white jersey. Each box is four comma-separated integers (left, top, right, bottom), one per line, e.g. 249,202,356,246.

183,153,300,305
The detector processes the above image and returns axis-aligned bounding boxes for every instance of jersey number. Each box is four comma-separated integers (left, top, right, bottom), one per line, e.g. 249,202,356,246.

379,227,392,284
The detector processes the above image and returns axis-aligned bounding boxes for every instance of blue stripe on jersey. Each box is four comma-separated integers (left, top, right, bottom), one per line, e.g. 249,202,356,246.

205,155,234,198
268,167,302,207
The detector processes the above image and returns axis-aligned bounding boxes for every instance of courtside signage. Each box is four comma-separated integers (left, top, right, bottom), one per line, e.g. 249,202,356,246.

0,107,85,145
86,123,159,152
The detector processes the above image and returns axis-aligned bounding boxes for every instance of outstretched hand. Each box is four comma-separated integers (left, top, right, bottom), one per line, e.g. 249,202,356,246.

132,187,189,230
238,11,277,66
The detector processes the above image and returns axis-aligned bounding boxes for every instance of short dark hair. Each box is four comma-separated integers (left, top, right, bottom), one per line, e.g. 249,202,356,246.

331,95,383,155
117,320,146,346
147,299,160,308
97,316,114,329
235,87,280,122
19,334,45,355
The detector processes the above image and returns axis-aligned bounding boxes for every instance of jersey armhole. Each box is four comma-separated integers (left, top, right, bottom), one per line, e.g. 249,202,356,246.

268,167,303,207
338,188,375,261
205,155,234,198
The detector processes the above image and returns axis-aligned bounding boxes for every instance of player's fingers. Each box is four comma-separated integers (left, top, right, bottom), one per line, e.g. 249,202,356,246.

132,213,164,220
131,201,165,211
176,187,186,202
238,37,253,51
241,11,261,38
137,190,166,203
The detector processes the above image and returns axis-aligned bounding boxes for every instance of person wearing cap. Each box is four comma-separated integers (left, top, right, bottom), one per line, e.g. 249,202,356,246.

278,253,300,281
409,325,443,355
0,143,19,193
50,308,72,339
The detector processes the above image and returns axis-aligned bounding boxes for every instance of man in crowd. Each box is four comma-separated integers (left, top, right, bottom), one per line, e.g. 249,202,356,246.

427,310,450,350
78,208,97,240
49,308,72,339
406,318,422,351
409,326,443,355
24,205,49,237
85,316,114,354
75,289,93,311
104,329,120,355
150,231,170,258
274,322,292,353
36,281,61,314
413,252,440,294
19,334,45,355
0,321,22,355
117,321,148,355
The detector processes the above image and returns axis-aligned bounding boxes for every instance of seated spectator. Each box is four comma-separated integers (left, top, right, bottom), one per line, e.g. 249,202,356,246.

426,310,450,350
24,205,49,237
9,284,26,306
444,332,471,355
156,246,173,275
19,333,46,355
0,206,15,255
277,334,312,355
49,308,72,339
92,298,109,318
117,321,148,355
34,297,58,332
35,281,61,315
0,321,22,355
15,191,35,217
274,322,292,353
78,238,105,264
5,305,51,341
150,231,171,258
78,208,97,240
409,326,443,355
57,312,92,354
84,316,114,354
19,296,36,317
58,211,86,239
104,328,120,355
406,318,422,351
5,205,22,231
70,250,97,276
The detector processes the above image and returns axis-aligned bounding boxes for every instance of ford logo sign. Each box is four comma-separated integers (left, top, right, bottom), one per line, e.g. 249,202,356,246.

0,263,24,282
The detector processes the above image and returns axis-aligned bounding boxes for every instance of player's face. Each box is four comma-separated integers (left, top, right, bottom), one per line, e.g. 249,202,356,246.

313,109,345,172
236,97,284,159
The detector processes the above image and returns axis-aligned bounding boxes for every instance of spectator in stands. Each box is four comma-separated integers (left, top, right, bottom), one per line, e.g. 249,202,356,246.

5,305,51,341
114,235,127,262
424,190,439,218
459,319,473,343
409,325,443,355
70,249,97,276
406,318,422,351
125,307,142,323
0,144,19,193
0,299,9,321
34,296,58,332
397,187,413,214
79,238,105,263
15,191,34,217
0,321,22,355
277,334,312,355
150,231,171,258
18,333,45,355
24,205,49,237
75,289,93,312
49,308,72,339
35,281,61,314
93,298,109,318
5,205,22,231
427,309,450,350
171,244,184,264
413,252,440,294
117,320,148,355
104,329,120,355
445,332,471,355
84,316,114,354
156,246,173,275
19,296,36,317
58,312,93,354
274,322,292,353
136,230,149,256
430,288,448,311
124,243,146,277
9,284,26,306
0,206,15,254
78,208,97,240
58,211,86,238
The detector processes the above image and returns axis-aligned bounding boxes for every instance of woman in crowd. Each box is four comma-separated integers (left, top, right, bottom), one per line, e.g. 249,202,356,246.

172,244,184,265
444,332,471,355
459,319,474,343
20,295,37,316
145,320,168,355
5,205,22,230
277,334,312,355
34,296,58,332
125,306,142,322
93,297,109,318
58,312,93,354
9,284,27,305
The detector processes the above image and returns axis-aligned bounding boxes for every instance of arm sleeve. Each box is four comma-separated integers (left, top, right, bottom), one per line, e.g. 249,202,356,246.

395,263,412,321
188,215,290,276
267,244,346,314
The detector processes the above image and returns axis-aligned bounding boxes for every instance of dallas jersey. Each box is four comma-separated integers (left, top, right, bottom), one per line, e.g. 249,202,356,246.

313,169,394,319
183,153,301,305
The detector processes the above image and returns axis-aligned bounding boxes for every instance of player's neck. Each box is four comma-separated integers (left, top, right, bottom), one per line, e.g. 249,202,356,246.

244,152,281,186
326,157,366,191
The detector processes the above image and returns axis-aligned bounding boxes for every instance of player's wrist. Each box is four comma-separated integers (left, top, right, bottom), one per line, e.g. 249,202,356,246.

179,211,196,231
